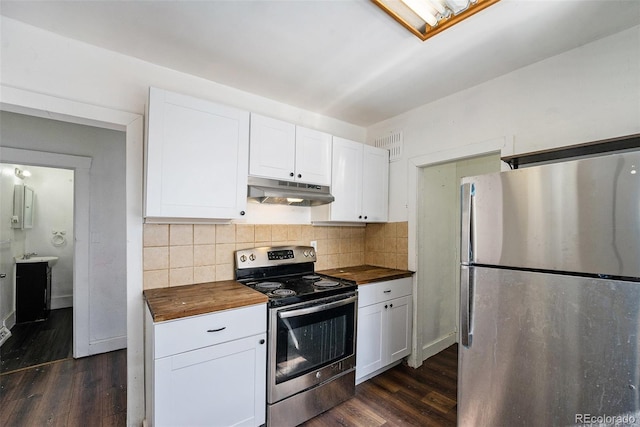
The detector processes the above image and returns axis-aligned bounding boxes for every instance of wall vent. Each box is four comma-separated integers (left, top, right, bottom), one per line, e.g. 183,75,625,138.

374,131,403,162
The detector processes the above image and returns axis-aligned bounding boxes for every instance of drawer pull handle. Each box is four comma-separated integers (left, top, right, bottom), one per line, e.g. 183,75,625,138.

383,290,391,293
207,327,226,333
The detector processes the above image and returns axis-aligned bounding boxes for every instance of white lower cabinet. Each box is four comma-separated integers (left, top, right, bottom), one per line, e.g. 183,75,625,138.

145,304,267,427
356,278,412,384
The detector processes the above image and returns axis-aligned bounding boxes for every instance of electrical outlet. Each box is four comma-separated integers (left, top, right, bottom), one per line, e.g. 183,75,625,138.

310,240,317,251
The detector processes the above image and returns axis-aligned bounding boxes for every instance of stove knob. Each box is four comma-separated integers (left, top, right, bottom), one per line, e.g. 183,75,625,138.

249,254,256,261
309,250,315,258
240,255,247,262
303,250,309,257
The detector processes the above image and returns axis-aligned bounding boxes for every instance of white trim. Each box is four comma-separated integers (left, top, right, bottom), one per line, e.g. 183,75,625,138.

51,295,73,310
0,84,145,426
0,147,92,357
421,332,458,361
406,136,510,367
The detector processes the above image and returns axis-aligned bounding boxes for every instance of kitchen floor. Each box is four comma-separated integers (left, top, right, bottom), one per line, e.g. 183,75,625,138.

303,344,457,426
0,344,456,426
0,348,127,426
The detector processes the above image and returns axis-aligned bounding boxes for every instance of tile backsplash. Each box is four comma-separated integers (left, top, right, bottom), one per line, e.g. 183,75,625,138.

143,222,409,289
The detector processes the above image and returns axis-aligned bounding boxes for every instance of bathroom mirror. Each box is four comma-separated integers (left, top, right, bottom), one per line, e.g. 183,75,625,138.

12,184,34,229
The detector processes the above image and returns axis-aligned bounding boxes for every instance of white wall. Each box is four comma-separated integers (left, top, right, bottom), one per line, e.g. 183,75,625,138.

24,165,75,309
367,25,640,223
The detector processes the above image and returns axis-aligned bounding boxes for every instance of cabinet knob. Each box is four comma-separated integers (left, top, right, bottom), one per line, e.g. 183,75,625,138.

384,304,388,309
290,172,294,177
297,174,302,178
390,304,393,308
364,216,368,220
240,211,245,216
358,215,362,219
259,339,265,345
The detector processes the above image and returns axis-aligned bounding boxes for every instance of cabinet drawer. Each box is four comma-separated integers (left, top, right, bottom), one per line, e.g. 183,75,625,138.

152,303,266,359
358,277,412,307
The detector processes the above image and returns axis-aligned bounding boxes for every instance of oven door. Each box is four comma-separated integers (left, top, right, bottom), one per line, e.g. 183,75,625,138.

268,291,357,404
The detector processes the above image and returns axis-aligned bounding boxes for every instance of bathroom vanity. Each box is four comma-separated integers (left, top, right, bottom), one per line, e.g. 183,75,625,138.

16,260,52,323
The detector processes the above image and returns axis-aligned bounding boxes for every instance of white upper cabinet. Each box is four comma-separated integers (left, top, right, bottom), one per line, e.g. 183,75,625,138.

312,137,389,223
294,126,332,185
248,114,296,181
144,87,250,222
249,113,332,186
361,144,390,222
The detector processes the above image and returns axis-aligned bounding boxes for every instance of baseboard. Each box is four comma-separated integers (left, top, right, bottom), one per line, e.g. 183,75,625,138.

89,335,127,355
3,310,16,331
421,332,457,363
0,325,11,346
51,295,73,310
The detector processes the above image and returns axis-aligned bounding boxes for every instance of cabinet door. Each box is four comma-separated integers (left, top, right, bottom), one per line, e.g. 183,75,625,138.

387,295,412,363
154,333,266,427
249,113,296,181
355,302,385,381
145,87,249,220
361,145,389,222
294,126,332,185
329,137,363,222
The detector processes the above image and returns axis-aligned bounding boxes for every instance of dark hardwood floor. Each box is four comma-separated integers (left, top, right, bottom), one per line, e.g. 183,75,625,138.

1,308,73,374
0,348,127,426
303,344,458,427
0,328,455,427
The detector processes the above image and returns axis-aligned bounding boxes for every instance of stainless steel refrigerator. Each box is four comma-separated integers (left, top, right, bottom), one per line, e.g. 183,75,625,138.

459,151,640,426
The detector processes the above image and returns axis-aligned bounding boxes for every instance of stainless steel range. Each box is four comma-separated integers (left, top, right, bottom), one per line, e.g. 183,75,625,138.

235,246,357,427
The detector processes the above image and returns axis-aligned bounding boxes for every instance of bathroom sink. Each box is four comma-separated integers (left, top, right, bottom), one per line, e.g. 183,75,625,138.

15,256,58,266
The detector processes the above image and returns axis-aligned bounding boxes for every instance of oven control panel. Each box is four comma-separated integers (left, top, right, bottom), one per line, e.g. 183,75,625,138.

268,249,294,260
235,245,316,269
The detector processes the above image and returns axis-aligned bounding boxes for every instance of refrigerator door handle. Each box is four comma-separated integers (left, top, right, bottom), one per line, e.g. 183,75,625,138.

460,182,474,265
460,265,473,348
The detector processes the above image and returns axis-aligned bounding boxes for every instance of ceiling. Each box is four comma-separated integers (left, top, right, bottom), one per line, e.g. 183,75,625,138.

1,0,639,127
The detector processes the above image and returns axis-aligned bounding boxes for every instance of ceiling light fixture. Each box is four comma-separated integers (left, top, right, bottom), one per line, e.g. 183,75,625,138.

372,0,501,41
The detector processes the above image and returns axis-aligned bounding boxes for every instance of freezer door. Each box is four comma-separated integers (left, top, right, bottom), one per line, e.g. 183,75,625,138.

458,266,640,426
461,151,640,278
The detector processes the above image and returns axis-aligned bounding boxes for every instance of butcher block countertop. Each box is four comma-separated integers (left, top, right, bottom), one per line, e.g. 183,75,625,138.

317,265,414,285
144,280,268,323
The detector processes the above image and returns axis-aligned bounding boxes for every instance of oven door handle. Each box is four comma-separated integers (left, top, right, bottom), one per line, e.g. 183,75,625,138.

278,295,357,319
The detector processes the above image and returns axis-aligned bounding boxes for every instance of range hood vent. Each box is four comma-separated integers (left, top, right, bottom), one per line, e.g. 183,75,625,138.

247,176,334,207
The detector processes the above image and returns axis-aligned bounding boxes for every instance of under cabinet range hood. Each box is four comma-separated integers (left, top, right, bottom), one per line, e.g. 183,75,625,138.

247,176,334,206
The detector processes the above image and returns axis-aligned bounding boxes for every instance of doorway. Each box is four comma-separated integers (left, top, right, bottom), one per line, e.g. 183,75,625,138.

0,164,74,372
416,153,500,361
